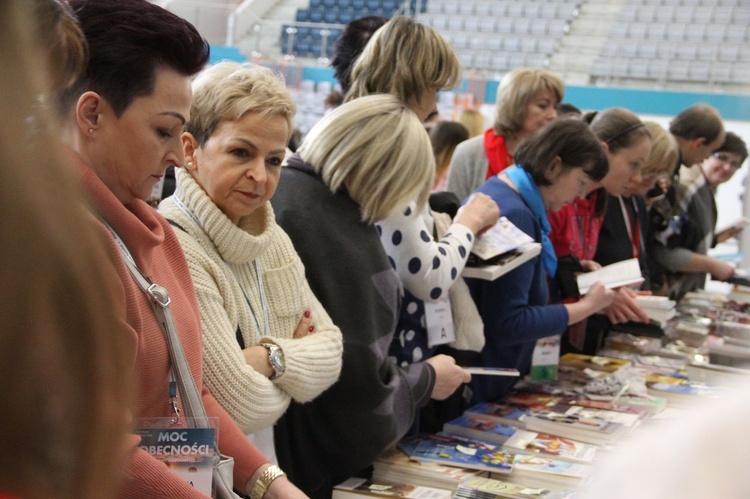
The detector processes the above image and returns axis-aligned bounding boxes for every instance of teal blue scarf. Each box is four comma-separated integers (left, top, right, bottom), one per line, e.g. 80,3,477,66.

505,165,557,277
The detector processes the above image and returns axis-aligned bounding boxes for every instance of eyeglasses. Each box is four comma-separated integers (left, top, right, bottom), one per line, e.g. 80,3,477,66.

713,153,742,170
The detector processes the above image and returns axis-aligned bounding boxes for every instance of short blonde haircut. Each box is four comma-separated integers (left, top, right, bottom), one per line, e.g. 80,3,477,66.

459,108,485,137
345,16,461,109
642,121,678,177
493,67,564,137
298,94,434,224
186,61,296,145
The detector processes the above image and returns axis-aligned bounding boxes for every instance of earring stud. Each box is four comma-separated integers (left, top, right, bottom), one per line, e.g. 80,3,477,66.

187,161,194,167
88,128,94,134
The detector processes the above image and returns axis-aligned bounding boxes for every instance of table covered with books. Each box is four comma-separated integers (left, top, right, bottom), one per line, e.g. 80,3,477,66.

331,286,750,499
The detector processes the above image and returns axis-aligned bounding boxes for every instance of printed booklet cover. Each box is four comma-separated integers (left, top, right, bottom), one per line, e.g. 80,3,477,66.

411,432,515,474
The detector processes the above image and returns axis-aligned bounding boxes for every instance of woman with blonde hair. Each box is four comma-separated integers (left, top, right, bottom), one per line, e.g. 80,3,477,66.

446,67,564,201
159,61,343,464
273,95,449,497
633,122,679,199
346,16,499,434
1,1,131,497
458,108,486,138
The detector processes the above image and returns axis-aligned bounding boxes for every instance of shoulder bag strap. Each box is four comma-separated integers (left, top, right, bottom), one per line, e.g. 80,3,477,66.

102,220,208,427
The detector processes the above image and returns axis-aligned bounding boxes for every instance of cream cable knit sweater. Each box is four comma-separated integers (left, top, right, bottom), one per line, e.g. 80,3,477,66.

160,168,343,434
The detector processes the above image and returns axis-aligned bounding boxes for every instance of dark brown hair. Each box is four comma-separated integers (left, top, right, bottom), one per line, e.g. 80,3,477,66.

59,0,209,116
330,15,388,94
669,103,724,143
515,117,609,187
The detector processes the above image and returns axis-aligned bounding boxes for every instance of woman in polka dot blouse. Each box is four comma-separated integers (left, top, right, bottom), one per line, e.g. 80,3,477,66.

347,17,500,413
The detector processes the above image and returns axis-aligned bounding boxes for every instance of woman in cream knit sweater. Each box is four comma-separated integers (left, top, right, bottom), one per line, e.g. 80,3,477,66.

159,62,343,463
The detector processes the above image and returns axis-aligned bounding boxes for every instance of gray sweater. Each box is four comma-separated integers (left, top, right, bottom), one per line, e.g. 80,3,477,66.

272,155,435,497
445,134,488,202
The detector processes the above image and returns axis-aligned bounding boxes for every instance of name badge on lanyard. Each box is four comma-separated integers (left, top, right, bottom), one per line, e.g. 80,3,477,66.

425,296,456,348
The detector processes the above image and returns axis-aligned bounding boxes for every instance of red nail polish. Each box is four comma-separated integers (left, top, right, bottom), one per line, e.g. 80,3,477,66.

304,309,311,318
308,325,315,333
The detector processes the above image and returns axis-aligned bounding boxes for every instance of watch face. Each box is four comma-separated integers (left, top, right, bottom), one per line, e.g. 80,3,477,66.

268,345,285,378
270,348,283,367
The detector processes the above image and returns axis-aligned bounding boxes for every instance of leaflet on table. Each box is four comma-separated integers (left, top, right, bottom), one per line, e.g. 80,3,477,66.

464,367,521,376
134,417,218,496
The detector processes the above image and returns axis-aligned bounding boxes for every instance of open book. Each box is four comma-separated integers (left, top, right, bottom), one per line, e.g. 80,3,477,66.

463,217,541,281
469,217,535,262
715,215,750,236
576,258,644,295
463,243,542,281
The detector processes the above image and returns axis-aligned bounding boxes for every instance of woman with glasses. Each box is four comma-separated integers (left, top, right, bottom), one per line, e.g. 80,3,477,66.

650,132,747,300
594,122,678,280
548,107,653,354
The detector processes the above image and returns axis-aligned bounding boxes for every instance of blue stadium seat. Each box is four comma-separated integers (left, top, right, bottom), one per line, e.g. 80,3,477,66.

296,39,312,55
295,9,309,22
382,0,398,12
309,10,324,22
338,10,355,24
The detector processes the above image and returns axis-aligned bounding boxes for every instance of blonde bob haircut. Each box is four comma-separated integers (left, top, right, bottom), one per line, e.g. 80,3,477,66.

493,67,564,137
641,121,678,177
345,16,461,109
298,94,434,224
186,61,296,146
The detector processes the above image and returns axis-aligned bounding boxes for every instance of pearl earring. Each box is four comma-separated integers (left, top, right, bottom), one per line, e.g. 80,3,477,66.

187,161,194,168
88,128,94,134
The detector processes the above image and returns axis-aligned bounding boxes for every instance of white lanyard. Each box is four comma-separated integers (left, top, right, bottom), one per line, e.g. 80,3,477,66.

173,194,270,337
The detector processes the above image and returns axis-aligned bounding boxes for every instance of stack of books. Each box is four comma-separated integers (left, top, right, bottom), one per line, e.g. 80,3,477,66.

409,433,515,475
503,454,594,491
463,401,534,429
558,353,632,373
332,477,452,498
443,416,518,444
634,295,677,327
522,409,628,446
502,429,598,465
454,476,576,499
372,447,486,492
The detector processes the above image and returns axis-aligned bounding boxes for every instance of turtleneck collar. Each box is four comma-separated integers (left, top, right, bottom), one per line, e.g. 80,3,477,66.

173,167,275,265
67,147,165,275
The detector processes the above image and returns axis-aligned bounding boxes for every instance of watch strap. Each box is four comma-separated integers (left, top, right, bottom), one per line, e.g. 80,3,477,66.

250,464,286,499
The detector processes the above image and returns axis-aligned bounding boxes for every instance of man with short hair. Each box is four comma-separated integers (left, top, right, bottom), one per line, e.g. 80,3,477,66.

647,104,727,294
651,132,748,299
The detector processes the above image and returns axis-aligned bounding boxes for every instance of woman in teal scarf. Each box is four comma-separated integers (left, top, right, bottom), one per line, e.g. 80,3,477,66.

466,118,616,403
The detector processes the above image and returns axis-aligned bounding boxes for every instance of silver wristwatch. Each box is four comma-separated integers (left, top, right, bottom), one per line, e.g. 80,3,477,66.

260,342,285,380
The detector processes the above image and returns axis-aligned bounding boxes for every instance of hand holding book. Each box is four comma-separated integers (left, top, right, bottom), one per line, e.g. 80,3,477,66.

454,193,500,236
